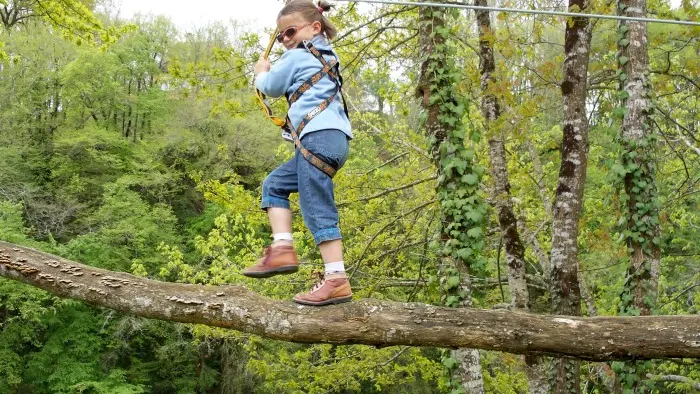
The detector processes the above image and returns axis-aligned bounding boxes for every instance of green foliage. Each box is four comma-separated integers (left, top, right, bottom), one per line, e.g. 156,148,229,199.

0,279,58,393
0,200,28,243
481,352,529,393
51,126,144,205
62,182,179,272
0,0,698,392
0,0,131,54
247,342,443,394
71,369,147,394
22,303,106,393
612,135,660,266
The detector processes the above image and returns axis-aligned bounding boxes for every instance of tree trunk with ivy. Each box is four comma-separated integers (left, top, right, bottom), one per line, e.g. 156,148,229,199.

616,0,659,323
611,0,660,389
473,4,548,393
416,4,487,393
550,0,593,391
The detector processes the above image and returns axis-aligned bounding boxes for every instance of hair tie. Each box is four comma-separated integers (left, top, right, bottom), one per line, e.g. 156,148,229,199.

317,6,324,13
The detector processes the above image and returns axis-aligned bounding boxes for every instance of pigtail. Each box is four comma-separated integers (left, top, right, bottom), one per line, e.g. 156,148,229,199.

317,0,338,39
279,0,339,41
317,0,333,13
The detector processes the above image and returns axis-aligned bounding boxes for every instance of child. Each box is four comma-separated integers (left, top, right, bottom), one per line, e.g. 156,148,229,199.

243,0,353,306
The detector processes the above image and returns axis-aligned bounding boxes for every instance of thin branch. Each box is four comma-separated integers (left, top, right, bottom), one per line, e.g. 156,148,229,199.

362,152,409,175
349,200,437,278
345,95,431,158
339,175,437,206
336,6,416,41
646,374,700,390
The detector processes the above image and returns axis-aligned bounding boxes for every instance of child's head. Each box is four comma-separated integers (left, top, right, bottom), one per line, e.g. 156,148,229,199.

276,0,338,49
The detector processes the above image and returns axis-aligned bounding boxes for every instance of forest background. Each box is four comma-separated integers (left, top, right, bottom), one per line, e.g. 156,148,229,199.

0,0,698,392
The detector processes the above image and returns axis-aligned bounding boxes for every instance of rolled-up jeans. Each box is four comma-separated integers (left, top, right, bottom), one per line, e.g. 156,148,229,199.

261,129,350,245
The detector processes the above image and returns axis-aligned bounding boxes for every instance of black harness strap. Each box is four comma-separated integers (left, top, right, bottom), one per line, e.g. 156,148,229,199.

284,41,348,178
287,58,338,104
310,48,350,119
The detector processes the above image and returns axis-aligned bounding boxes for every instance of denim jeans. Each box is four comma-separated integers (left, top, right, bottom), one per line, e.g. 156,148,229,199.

261,129,350,245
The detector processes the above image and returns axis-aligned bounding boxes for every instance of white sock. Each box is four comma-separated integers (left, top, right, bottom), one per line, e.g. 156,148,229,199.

324,261,346,276
273,232,293,243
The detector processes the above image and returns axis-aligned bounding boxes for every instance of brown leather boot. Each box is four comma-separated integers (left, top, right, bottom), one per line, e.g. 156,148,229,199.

242,245,299,278
293,272,353,306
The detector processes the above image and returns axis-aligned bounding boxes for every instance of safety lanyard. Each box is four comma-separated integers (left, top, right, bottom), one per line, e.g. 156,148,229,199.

254,29,287,128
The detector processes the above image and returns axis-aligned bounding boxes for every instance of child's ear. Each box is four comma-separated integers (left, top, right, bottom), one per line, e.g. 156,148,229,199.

312,20,322,34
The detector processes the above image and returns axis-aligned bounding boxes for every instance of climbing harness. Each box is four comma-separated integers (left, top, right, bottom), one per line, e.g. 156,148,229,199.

255,32,349,178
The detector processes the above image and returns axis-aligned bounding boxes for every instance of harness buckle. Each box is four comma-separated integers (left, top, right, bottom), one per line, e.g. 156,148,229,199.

281,129,294,142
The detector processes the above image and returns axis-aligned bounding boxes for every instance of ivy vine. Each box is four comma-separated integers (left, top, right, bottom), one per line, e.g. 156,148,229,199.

419,7,488,393
611,8,659,392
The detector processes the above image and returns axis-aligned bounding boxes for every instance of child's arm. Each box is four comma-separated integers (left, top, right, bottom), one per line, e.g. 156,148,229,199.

255,50,300,98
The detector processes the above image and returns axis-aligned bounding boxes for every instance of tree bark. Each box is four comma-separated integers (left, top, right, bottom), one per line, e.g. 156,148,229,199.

474,5,547,393
550,0,593,390
488,137,530,310
2,241,700,360
452,265,485,393
476,6,528,312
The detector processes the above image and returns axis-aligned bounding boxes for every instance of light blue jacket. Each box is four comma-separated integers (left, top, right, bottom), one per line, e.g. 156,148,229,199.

255,35,352,140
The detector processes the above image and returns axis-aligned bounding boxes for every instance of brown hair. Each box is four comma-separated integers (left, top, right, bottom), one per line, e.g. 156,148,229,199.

278,0,338,40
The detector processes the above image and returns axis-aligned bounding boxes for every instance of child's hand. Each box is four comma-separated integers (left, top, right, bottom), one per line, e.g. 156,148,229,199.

254,59,271,75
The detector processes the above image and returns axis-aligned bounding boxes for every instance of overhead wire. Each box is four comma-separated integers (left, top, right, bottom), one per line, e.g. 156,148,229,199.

255,0,697,128
332,0,700,26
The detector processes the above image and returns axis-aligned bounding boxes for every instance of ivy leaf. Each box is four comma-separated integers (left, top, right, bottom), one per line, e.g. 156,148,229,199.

446,295,461,306
611,163,627,176
466,210,482,222
467,227,482,238
617,90,630,100
463,149,475,161
619,56,629,65
627,307,641,316
456,247,473,260
611,361,625,373
613,107,627,118
446,276,461,289
622,293,633,303
462,173,478,185
442,356,458,369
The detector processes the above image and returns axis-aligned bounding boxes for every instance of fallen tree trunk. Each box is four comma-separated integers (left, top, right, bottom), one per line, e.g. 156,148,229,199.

1,241,699,361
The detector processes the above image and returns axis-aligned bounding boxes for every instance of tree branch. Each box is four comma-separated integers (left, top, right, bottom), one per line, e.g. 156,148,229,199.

646,374,700,390
2,241,700,361
338,175,436,206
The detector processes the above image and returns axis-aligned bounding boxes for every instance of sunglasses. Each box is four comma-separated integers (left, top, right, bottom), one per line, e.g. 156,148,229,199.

276,24,311,43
